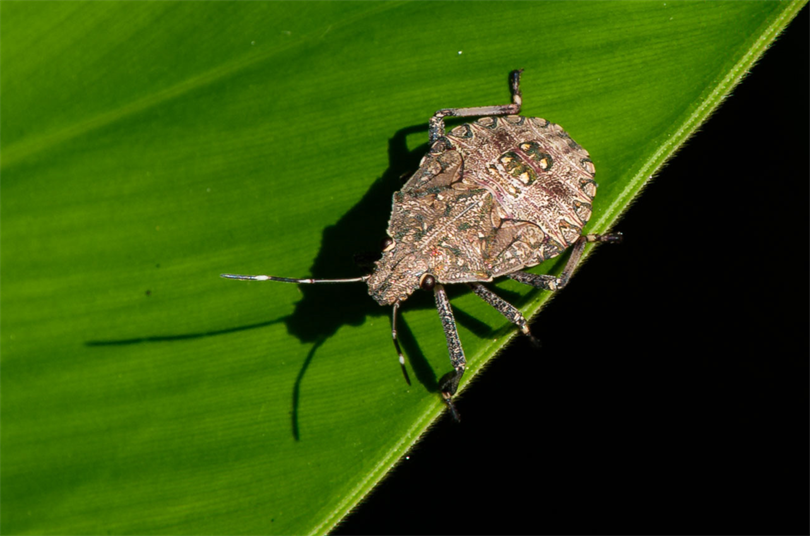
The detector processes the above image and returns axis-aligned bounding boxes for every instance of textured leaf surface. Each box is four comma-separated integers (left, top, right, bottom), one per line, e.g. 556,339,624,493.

2,1,804,534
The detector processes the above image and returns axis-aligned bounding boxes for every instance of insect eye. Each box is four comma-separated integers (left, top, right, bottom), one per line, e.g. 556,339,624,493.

380,237,395,252
419,273,436,291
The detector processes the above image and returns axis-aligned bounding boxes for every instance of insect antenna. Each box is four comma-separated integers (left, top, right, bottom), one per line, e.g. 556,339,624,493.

391,302,411,386
220,273,370,284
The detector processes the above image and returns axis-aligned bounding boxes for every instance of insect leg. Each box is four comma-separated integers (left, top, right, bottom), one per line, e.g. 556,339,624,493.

468,282,540,348
434,284,465,421
507,232,623,290
391,302,412,386
428,69,524,142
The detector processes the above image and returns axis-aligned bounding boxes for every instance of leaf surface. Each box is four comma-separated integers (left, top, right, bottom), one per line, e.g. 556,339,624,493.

2,1,805,533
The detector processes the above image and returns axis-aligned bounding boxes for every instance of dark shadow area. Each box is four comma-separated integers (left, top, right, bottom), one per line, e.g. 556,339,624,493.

282,124,428,347
291,338,323,442
281,123,476,437
278,124,443,410
85,317,287,345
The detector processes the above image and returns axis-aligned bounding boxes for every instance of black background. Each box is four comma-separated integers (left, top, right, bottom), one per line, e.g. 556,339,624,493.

336,7,808,535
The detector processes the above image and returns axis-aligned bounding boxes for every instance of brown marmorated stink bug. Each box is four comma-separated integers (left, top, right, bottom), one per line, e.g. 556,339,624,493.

222,70,621,420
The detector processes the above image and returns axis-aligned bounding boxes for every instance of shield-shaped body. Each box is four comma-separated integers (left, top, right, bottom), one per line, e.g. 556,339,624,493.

368,115,598,306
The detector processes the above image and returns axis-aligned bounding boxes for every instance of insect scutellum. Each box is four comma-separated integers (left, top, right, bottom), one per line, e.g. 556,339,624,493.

222,70,622,421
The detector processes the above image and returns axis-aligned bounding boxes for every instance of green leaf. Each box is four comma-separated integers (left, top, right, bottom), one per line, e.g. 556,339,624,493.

2,1,804,534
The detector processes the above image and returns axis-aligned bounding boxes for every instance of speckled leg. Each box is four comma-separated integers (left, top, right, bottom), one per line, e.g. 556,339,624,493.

391,302,411,386
428,69,524,142
508,232,623,290
434,284,465,421
468,282,540,348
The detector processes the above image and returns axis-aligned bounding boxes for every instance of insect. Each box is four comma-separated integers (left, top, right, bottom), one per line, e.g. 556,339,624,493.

222,70,621,420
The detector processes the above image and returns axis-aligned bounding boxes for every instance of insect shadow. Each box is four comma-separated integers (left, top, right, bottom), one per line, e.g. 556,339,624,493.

284,123,514,439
